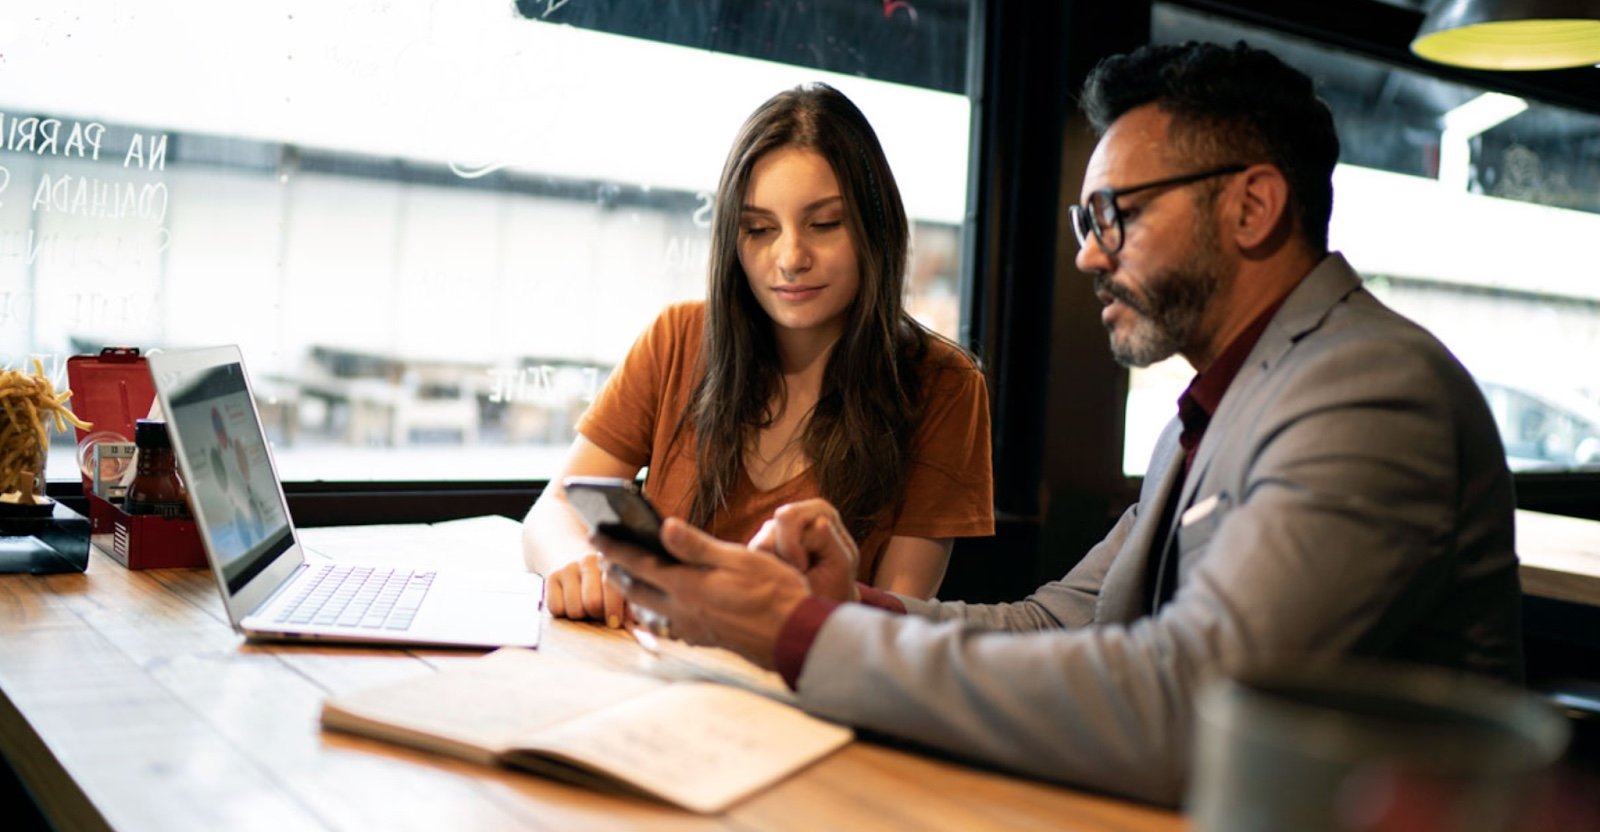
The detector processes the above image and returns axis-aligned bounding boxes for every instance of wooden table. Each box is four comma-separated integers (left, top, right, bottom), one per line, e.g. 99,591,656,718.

0,519,1184,832
1517,509,1600,607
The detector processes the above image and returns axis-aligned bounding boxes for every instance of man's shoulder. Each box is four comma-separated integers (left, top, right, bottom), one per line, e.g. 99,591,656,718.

1257,282,1498,441
1270,257,1463,378
1308,286,1463,375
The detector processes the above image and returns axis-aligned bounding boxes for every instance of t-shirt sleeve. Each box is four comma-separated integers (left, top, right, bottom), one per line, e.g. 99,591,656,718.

574,305,687,469
892,346,995,540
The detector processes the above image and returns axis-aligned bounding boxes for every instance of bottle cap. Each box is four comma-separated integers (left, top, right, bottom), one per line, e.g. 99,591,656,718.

134,419,172,449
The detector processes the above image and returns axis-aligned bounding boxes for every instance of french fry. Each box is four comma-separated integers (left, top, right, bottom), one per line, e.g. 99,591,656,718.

0,362,92,505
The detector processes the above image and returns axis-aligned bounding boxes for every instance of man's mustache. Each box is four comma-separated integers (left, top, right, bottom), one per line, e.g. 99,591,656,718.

1093,272,1150,317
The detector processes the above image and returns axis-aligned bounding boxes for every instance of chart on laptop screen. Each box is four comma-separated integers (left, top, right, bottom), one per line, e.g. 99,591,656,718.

166,363,289,582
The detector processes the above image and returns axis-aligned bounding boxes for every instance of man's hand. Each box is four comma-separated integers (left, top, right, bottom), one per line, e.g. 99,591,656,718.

597,518,811,670
749,499,861,604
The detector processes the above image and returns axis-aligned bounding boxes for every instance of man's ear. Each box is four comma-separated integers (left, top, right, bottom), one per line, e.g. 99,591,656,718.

1231,164,1291,250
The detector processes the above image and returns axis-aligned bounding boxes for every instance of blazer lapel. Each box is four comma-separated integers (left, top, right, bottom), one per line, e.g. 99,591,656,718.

1096,422,1185,624
1098,255,1367,624
1176,254,1366,512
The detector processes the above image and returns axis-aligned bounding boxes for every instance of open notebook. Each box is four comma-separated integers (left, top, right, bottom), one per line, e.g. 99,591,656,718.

320,647,853,813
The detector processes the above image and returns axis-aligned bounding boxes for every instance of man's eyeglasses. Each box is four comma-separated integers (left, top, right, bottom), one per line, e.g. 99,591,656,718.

1068,164,1248,255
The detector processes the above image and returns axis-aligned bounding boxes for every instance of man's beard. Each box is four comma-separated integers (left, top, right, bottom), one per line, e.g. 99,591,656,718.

1095,228,1229,368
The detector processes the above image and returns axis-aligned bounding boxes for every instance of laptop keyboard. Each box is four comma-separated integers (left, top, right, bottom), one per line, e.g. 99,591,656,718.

273,564,436,631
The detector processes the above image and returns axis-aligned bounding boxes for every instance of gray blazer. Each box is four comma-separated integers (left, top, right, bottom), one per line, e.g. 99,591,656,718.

795,254,1521,806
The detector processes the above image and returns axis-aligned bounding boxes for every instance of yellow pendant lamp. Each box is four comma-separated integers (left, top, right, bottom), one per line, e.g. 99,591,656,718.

1412,0,1600,70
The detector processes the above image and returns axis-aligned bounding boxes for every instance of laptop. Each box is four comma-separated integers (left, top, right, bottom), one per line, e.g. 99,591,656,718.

147,345,544,648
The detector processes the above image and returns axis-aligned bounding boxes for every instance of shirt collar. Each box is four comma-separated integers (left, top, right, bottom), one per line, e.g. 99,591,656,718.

1178,297,1287,428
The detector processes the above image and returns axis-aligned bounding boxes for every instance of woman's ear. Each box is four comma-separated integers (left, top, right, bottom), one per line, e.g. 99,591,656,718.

1231,164,1291,250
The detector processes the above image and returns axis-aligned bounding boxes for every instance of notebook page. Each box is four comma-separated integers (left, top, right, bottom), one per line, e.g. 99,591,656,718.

517,682,853,813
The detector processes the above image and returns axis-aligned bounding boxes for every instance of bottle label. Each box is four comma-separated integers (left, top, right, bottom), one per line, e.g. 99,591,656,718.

122,498,191,520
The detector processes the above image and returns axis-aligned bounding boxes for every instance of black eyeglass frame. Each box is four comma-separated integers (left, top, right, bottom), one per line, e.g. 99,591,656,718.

1069,164,1249,255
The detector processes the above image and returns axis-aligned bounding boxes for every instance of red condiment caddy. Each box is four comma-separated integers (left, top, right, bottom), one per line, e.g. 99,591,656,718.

66,347,207,569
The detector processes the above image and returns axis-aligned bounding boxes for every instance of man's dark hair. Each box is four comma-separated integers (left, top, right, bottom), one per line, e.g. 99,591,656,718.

1081,41,1340,254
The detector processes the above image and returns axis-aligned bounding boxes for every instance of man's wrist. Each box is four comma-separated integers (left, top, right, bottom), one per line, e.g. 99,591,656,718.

774,595,842,689
770,585,910,689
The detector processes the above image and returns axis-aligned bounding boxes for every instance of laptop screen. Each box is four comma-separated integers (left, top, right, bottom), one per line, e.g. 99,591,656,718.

164,361,292,593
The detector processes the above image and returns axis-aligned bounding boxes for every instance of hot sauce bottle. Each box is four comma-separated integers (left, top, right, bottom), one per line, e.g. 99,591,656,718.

123,419,191,519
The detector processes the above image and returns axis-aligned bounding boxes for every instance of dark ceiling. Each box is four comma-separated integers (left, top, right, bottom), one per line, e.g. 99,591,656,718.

1157,2,1600,211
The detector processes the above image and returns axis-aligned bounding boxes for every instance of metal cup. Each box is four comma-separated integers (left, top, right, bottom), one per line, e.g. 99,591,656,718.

1189,661,1570,832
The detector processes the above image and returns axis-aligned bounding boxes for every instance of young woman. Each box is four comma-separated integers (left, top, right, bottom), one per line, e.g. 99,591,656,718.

522,83,993,627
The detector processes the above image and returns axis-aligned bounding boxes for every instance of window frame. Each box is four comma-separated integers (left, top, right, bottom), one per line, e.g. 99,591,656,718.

51,0,1600,561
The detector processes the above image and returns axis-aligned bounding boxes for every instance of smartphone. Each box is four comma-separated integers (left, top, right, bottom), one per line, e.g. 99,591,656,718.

562,476,677,562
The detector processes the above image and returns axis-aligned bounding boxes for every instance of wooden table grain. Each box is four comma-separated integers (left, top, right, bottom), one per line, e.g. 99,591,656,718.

0,522,1184,832
1518,509,1600,607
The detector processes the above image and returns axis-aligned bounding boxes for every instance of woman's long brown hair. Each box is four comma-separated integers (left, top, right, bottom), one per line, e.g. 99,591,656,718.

677,82,935,544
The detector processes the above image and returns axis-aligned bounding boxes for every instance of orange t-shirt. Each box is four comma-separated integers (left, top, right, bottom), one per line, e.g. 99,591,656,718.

576,301,994,582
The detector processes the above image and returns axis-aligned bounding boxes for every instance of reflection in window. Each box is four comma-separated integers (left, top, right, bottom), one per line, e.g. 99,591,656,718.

2,1,973,483
1121,5,1600,475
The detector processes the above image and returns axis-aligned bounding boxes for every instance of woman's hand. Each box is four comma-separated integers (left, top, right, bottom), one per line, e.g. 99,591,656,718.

543,552,628,628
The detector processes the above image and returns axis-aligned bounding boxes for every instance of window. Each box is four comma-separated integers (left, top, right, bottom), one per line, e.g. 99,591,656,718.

1122,4,1600,475
4,1,974,484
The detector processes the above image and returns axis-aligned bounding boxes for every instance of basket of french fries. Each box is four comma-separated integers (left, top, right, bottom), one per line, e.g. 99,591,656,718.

1,360,91,516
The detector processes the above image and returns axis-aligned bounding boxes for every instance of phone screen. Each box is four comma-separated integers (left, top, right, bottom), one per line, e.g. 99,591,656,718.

563,477,676,562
